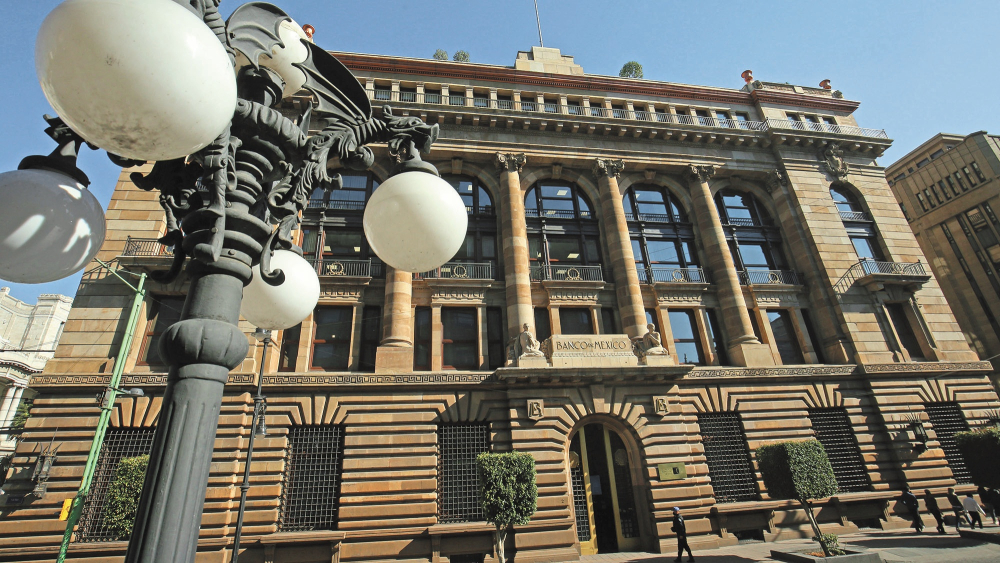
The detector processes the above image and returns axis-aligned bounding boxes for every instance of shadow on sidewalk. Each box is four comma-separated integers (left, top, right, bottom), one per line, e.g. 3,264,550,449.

848,534,984,550
616,556,758,563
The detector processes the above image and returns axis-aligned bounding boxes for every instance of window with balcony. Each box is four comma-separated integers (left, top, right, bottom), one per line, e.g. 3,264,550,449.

560,308,594,335
399,87,416,103
303,227,379,278
718,189,790,285
526,183,601,281
716,189,772,226
311,306,354,370
623,185,685,222
529,234,603,281
832,185,884,267
279,324,301,372
138,296,184,366
624,185,700,283
668,310,703,364
308,171,379,212
442,307,479,370
766,310,803,364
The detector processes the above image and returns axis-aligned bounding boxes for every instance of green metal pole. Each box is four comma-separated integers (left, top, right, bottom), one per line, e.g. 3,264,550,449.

56,271,146,563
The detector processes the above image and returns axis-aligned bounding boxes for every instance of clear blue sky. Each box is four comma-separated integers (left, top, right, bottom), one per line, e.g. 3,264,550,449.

1,0,997,303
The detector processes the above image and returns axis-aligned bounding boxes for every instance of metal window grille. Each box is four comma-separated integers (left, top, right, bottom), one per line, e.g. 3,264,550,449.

608,432,639,538
438,424,489,522
924,402,972,484
697,412,757,503
570,462,590,541
279,425,345,531
808,408,871,493
76,427,156,542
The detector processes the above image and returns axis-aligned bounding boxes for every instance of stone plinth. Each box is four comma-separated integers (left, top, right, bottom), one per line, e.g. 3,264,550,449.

547,334,638,368
643,354,674,366
517,355,549,368
374,346,414,374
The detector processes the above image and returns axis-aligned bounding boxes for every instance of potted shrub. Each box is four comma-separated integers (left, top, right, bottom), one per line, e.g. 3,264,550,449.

476,452,537,563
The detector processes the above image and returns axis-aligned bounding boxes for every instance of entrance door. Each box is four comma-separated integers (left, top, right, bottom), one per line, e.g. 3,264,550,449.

569,423,642,554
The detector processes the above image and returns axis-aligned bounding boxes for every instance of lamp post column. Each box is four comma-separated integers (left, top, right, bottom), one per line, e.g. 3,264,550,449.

685,165,774,367
495,152,533,339
593,158,648,340
375,266,414,373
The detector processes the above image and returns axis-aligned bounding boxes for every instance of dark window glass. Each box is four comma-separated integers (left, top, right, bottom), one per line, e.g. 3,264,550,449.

885,303,924,360
929,184,943,204
311,307,353,370
800,309,825,364
646,239,682,266
534,308,552,341
766,310,803,364
279,425,345,531
414,307,431,370
486,307,504,369
704,309,728,365
548,237,584,263
323,230,364,257
737,242,773,270
945,175,960,196
560,308,594,335
645,308,659,332
937,180,951,200
358,306,381,372
438,424,490,522
442,308,478,370
697,412,757,503
601,307,617,334
954,172,967,191
279,324,301,372
669,310,703,364
923,189,936,207
140,296,185,366
971,162,987,182
851,237,882,260
830,186,862,214
916,193,928,211
302,228,319,256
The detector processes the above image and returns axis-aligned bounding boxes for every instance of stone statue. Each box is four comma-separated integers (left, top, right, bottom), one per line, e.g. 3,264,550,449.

518,324,545,357
643,323,668,355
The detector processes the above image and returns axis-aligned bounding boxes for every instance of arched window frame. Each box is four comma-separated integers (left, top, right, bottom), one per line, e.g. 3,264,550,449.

301,170,384,277
831,183,885,263
715,188,789,280
623,184,701,283
524,181,603,279
441,175,499,270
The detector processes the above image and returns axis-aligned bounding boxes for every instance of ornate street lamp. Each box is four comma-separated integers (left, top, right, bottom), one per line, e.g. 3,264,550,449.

0,1,468,562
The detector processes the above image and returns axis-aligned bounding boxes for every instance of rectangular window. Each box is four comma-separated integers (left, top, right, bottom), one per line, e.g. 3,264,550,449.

916,192,928,211
885,303,924,360
414,307,431,370
808,408,870,492
139,296,185,366
930,149,944,160
668,310,703,364
645,308,659,332
279,425,345,531
278,324,301,372
945,175,960,196
358,306,381,373
747,309,762,341
533,307,551,341
559,307,594,335
697,412,757,503
929,184,944,204
486,307,504,370
311,306,353,371
953,172,968,191
438,424,490,522
923,189,936,207
938,180,951,200
924,402,972,484
601,307,617,334
963,166,978,186
704,309,728,366
971,162,988,182
766,310,804,364
916,158,930,168
76,427,156,542
822,116,837,125
800,309,825,364
442,308,479,370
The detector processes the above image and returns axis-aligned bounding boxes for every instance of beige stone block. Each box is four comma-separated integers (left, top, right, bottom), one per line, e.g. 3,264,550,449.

374,346,414,374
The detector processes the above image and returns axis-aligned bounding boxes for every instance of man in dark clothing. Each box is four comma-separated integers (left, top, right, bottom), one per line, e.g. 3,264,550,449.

924,489,946,534
672,507,694,562
947,488,970,530
978,486,997,524
900,486,923,532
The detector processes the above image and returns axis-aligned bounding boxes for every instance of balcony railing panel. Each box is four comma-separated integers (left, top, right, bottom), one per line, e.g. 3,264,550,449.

424,93,442,104
723,218,757,227
739,270,801,285
122,237,170,257
448,95,466,106
839,210,872,222
530,264,603,282
624,212,674,223
767,118,888,139
308,200,366,212
317,259,371,278
413,262,493,280
645,267,709,284
833,259,927,294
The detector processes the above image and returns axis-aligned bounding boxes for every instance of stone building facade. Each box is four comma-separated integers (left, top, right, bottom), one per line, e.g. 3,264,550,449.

1,47,998,563
885,132,1000,384
0,288,72,454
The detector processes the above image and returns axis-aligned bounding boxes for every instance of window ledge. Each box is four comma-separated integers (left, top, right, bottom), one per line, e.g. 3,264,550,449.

428,521,495,536
259,530,346,545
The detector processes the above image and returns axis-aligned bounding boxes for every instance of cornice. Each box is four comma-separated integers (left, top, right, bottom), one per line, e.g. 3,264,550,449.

750,89,861,113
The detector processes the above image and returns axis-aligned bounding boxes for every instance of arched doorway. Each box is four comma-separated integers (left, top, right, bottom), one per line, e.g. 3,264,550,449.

568,421,647,554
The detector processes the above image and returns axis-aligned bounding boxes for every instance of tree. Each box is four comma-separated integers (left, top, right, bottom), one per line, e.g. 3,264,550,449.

955,427,1000,488
477,452,537,563
9,397,33,443
757,440,842,557
433,49,448,61
453,50,470,63
619,61,643,79
103,454,150,540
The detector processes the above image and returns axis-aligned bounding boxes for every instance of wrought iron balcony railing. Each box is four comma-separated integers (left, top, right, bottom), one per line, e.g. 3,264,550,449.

838,210,872,222
766,118,888,139
306,199,366,212
640,266,709,284
738,269,801,285
525,208,593,220
316,259,371,278
530,264,604,282
833,259,927,295
413,262,493,280
121,237,171,257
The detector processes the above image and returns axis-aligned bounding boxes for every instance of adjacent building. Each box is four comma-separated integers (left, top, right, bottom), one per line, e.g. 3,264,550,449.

885,132,1000,383
1,46,998,563
0,288,71,454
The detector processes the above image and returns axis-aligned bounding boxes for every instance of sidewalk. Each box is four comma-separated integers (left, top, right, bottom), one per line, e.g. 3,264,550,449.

580,524,1000,563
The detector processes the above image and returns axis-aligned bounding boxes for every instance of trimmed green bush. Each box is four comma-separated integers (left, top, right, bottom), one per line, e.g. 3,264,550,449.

955,427,1000,488
433,49,448,61
757,440,839,556
102,454,150,540
477,452,537,563
619,61,644,79
453,50,470,63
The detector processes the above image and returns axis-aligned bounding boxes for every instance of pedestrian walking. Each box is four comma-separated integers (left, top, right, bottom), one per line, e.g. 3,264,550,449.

672,506,694,562
923,489,946,534
947,487,971,530
900,486,923,532
980,486,998,524
964,493,986,529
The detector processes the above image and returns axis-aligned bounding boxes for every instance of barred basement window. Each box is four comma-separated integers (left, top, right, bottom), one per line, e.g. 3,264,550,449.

697,412,757,503
570,449,590,541
279,425,345,531
76,427,156,542
438,424,490,522
808,408,871,492
924,402,972,484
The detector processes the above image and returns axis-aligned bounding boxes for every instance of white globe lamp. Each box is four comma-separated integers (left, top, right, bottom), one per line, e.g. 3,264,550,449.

0,169,106,284
363,172,468,273
35,0,237,161
241,250,320,331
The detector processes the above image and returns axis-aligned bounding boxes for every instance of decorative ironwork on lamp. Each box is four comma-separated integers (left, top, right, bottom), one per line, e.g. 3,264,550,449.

906,415,929,452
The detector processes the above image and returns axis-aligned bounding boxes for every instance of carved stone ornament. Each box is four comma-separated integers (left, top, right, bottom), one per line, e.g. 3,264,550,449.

653,396,670,416
687,164,716,184
527,399,544,420
765,168,788,193
592,158,625,179
552,163,563,178
821,143,849,179
636,323,668,359
495,152,527,174
517,323,546,358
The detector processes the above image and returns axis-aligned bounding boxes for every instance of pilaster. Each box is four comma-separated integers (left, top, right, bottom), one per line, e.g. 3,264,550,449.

495,152,534,337
375,266,414,374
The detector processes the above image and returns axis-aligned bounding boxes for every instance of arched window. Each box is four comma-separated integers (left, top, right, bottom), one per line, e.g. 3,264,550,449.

307,171,380,211
830,186,868,220
302,170,383,277
715,189,773,226
624,185,702,283
524,181,602,281
447,175,494,216
436,176,498,276
716,189,791,284
831,185,883,263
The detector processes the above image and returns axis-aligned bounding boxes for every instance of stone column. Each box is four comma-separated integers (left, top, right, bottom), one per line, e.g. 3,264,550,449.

0,386,23,441
496,152,534,337
593,158,647,339
686,165,774,366
375,266,414,374
0,385,16,429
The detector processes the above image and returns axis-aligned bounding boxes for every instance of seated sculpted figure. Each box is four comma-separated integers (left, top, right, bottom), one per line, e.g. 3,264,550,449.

642,323,668,356
518,323,545,357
